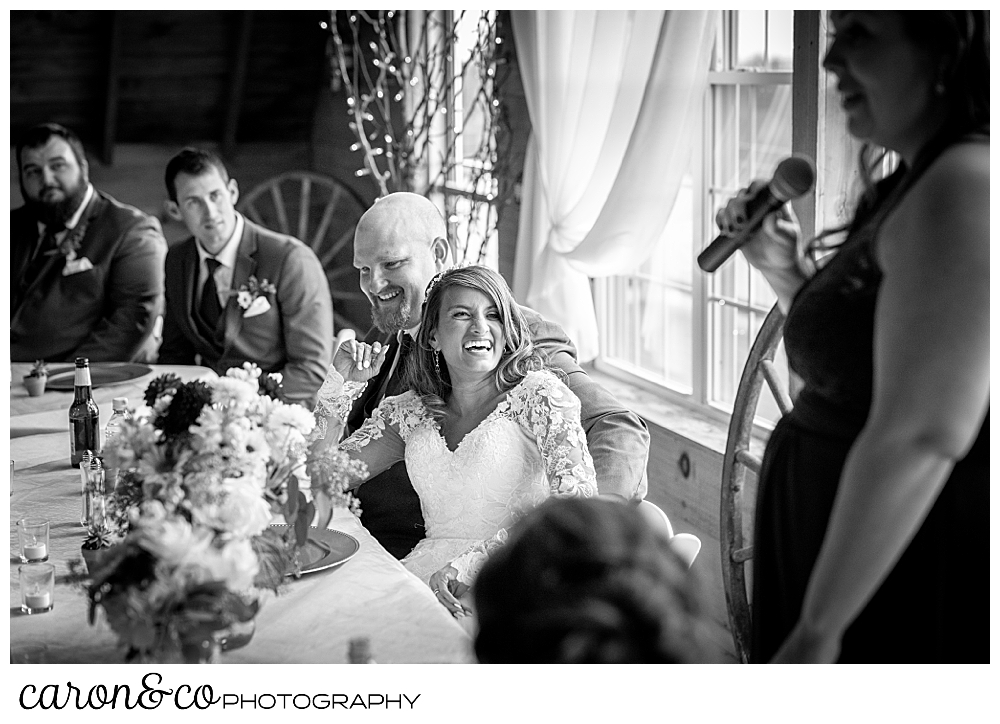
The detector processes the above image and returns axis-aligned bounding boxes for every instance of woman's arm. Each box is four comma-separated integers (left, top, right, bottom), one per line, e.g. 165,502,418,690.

307,366,408,492
530,374,599,498
775,144,990,662
308,338,390,448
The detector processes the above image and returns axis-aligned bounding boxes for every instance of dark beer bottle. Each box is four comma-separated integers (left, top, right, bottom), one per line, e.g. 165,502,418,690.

69,358,100,467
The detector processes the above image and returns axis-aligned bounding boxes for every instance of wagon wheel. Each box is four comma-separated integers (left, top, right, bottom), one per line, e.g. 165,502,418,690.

237,172,371,334
719,304,793,663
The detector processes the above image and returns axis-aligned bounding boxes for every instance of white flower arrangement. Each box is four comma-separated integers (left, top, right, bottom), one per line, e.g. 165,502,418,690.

89,363,365,662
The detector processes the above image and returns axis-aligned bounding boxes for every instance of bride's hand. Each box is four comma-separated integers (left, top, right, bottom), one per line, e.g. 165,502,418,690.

333,339,390,384
429,565,470,618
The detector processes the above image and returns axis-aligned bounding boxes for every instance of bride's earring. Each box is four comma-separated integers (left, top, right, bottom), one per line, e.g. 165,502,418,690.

433,350,441,375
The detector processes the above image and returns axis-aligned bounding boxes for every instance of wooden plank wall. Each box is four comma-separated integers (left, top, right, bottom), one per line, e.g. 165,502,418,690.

11,10,327,148
642,418,760,662
11,11,111,141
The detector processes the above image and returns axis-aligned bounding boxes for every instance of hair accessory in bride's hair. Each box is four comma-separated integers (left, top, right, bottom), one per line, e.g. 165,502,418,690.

424,271,445,300
433,349,441,375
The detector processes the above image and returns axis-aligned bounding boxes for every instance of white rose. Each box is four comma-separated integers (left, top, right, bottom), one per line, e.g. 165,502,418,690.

135,514,212,566
201,539,259,590
193,479,273,539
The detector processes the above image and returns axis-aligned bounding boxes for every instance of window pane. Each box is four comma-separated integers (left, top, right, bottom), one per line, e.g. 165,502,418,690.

712,85,739,191
707,11,792,422
735,10,766,69
766,11,794,70
740,84,792,181
599,175,694,393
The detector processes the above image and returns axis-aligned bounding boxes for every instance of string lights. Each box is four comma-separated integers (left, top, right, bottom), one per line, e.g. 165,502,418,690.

327,10,510,262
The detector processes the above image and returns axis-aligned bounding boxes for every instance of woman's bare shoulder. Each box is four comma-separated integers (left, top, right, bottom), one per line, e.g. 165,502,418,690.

880,140,989,268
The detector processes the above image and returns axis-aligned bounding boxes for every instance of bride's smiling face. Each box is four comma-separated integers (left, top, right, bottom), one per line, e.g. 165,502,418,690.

430,287,504,378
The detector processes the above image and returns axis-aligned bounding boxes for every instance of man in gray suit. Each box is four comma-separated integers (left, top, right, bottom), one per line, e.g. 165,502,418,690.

11,123,166,362
158,148,333,406
313,192,650,558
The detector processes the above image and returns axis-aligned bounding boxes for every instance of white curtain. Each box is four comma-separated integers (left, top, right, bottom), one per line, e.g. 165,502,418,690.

511,10,716,361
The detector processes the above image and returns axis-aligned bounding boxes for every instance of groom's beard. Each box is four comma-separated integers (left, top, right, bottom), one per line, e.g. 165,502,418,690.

370,291,415,334
22,179,88,228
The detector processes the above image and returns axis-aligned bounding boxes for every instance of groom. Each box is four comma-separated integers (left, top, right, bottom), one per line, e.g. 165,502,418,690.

317,192,650,558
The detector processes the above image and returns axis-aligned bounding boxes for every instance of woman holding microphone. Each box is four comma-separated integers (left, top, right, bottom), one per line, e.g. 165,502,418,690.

715,11,989,662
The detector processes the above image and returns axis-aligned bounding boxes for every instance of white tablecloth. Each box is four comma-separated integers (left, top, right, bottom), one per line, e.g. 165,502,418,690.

9,365,474,664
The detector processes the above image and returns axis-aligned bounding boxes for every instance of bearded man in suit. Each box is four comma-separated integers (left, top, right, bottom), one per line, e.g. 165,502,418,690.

158,148,333,406
312,192,650,558
11,123,167,362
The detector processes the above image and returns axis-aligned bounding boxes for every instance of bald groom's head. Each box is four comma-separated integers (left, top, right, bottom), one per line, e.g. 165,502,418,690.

353,193,452,333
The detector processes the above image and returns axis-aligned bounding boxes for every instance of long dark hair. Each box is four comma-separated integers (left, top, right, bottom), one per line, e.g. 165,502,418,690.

808,10,989,261
474,497,718,663
403,265,544,419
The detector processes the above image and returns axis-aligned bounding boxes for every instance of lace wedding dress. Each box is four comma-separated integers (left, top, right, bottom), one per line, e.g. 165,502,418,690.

315,368,597,585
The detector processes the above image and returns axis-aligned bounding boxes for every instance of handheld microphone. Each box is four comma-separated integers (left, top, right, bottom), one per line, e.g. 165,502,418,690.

697,154,816,273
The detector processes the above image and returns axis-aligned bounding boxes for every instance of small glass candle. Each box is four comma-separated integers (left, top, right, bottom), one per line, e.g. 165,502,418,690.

19,563,55,615
17,518,49,563
10,643,49,664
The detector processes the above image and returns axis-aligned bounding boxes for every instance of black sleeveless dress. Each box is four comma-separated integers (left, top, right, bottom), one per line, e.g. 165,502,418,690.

749,137,990,663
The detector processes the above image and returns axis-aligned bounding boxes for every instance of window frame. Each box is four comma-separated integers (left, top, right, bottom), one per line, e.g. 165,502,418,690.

593,10,825,433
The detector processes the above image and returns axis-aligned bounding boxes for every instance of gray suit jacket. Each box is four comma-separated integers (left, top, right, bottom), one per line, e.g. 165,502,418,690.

11,191,166,362
158,217,334,406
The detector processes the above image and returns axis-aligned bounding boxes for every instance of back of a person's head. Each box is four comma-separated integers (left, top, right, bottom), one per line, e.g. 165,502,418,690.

474,497,717,663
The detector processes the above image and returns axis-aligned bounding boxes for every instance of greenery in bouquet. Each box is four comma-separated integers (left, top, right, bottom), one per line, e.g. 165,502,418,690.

92,363,365,661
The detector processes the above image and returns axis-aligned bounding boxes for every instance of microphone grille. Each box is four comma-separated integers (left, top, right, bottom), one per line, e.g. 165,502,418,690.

771,154,816,202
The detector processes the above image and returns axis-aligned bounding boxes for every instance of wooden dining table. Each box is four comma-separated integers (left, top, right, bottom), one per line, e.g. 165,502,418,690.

8,363,474,664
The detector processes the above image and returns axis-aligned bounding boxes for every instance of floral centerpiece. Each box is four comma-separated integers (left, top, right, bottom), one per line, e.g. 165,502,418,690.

91,364,365,663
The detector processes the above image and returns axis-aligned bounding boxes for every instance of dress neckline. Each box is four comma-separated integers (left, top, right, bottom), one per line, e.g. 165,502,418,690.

431,370,542,453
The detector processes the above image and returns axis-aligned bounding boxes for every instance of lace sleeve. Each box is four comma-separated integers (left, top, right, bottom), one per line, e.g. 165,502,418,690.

307,365,368,444
332,390,430,485
451,529,509,587
515,370,598,497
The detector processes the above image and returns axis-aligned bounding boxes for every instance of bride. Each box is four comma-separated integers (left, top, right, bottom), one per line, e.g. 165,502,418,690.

311,265,597,616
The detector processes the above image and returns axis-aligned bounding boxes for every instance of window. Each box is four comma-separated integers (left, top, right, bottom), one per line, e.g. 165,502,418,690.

438,10,501,269
595,10,798,428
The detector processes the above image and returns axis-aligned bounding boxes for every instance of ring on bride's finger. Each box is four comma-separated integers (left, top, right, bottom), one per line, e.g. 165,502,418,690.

433,589,440,594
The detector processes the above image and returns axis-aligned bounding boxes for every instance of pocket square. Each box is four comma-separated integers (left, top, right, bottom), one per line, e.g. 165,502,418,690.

243,296,271,318
62,257,94,276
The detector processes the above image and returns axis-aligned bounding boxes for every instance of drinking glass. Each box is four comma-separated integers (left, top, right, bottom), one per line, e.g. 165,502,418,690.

17,518,49,563
10,644,49,663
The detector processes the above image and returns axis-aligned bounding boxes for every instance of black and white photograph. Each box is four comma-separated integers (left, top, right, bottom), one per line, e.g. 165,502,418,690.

7,5,992,720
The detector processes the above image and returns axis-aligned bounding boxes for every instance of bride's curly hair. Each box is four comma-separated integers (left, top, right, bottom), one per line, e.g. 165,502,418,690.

403,265,545,419
474,497,719,663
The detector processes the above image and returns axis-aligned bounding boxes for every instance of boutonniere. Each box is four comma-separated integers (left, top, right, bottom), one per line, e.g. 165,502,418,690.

235,276,276,318
43,219,89,263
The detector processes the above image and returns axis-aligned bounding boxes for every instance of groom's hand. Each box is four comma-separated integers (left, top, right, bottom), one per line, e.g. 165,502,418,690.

334,339,390,384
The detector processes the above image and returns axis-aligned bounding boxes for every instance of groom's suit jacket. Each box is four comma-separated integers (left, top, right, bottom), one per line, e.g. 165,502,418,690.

10,191,166,363
346,306,650,559
158,217,334,406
